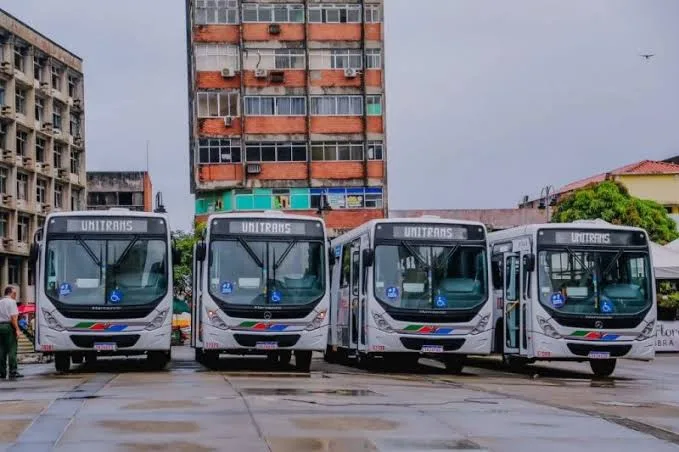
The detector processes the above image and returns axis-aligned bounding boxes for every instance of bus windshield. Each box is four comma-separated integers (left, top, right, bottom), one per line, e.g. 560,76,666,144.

374,244,487,310
45,238,168,306
208,239,325,306
537,248,651,315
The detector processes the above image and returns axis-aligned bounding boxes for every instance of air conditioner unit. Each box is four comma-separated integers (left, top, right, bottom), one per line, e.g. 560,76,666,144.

2,195,13,205
223,116,233,127
0,105,12,116
72,99,83,113
246,163,262,175
41,122,53,132
270,71,285,83
0,61,10,73
268,24,281,35
42,204,51,214
344,68,358,78
254,69,268,79
22,157,32,167
221,68,236,78
40,82,50,92
58,168,68,178
2,238,13,247
74,137,84,147
2,150,13,161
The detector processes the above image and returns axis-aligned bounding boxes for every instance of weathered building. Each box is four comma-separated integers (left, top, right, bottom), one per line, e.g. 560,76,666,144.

86,171,153,212
185,0,387,236
390,209,549,231
0,8,85,302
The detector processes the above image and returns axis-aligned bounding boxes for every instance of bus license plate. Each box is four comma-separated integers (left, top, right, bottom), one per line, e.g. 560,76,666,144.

421,345,444,353
588,351,610,359
256,342,278,350
94,343,117,352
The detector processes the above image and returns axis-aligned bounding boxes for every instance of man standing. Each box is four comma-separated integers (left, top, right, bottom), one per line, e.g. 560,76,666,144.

0,286,23,379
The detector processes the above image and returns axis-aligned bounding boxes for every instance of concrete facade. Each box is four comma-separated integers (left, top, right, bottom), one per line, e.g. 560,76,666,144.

185,0,387,236
390,209,549,231
86,171,153,212
0,8,85,302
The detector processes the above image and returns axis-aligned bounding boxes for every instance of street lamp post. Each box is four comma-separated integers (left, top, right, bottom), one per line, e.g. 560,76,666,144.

538,185,556,221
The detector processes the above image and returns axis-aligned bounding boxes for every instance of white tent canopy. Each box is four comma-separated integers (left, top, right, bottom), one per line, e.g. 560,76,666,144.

651,242,679,279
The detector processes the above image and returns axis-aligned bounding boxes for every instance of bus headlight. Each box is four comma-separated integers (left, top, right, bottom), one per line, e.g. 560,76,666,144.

470,314,490,335
305,310,327,331
207,310,229,330
42,309,65,332
145,310,168,331
636,320,655,341
537,316,562,339
371,311,393,333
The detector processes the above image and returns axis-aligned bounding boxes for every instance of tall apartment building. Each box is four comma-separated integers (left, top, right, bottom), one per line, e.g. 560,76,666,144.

0,9,86,302
186,0,387,236
87,171,153,212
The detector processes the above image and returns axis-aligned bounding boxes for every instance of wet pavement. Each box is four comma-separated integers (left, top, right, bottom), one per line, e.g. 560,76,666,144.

0,348,677,451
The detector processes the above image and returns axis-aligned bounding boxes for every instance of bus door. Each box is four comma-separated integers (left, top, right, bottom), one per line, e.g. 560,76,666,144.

357,235,370,353
503,253,522,355
191,244,201,349
348,241,361,352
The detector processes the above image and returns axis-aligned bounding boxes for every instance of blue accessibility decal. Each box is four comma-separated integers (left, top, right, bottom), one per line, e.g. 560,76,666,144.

59,282,72,297
435,295,447,308
386,287,399,299
551,292,565,308
600,298,614,314
221,281,234,294
109,289,123,304
270,290,282,304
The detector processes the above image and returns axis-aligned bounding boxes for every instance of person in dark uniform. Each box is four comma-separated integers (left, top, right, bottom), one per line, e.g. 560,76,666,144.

0,286,23,379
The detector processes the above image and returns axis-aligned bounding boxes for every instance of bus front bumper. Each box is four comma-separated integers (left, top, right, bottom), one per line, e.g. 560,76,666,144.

37,327,171,353
200,324,328,353
367,328,493,355
530,332,655,361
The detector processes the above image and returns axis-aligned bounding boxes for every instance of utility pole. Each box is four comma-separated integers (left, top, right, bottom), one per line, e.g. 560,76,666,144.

539,185,556,221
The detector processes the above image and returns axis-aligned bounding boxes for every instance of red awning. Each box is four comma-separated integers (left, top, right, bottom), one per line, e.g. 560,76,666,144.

18,304,35,314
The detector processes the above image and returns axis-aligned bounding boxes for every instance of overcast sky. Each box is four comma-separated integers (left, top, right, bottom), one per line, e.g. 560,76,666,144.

4,0,678,231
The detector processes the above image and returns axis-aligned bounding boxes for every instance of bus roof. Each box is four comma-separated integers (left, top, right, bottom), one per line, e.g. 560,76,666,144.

331,217,487,246
488,221,648,244
45,210,170,220
205,211,326,228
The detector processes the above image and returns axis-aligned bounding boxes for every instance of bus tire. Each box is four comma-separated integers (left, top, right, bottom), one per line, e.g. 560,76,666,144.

55,352,70,373
323,345,337,364
590,359,616,377
295,351,312,372
203,351,219,368
85,353,97,366
444,355,466,374
147,351,169,370
195,348,204,364
279,350,292,366
71,354,83,364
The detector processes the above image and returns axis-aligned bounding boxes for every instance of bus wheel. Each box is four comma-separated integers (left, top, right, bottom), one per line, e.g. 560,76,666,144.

295,351,312,372
71,354,83,365
443,355,466,374
203,351,220,368
323,346,337,364
503,355,528,372
55,352,70,373
279,350,292,366
195,348,204,364
590,359,616,377
147,351,169,370
85,354,97,366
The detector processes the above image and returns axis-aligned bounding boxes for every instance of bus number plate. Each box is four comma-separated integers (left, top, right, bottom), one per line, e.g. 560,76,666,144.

588,351,610,359
256,342,278,350
94,343,117,352
421,345,444,353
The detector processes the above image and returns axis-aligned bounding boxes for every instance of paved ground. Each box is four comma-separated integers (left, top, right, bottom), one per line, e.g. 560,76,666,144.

0,348,678,451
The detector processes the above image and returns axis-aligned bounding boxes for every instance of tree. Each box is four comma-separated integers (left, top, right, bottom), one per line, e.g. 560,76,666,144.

551,180,679,244
172,230,197,299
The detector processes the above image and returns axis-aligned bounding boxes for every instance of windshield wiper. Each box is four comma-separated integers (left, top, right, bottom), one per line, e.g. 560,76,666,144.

76,236,101,267
237,237,264,268
274,241,297,270
110,237,139,269
400,241,429,269
434,245,458,270
601,249,624,279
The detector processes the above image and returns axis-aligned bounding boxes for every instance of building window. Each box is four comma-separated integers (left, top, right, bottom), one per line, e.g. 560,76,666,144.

195,0,239,25
365,4,382,23
310,96,363,116
195,44,240,71
71,189,82,210
244,96,306,116
67,75,80,98
17,215,30,244
366,95,382,115
331,50,363,69
69,113,81,137
54,183,63,209
16,172,28,201
365,49,382,69
274,49,305,69
198,139,242,164
243,49,305,70
13,47,25,73
51,65,62,91
70,151,80,174
0,124,5,150
54,144,63,169
34,57,44,82
0,82,5,105
35,97,45,123
0,213,7,238
15,89,26,115
311,142,364,161
308,4,361,23
246,142,307,162
16,131,28,156
197,91,239,118
36,138,46,162
53,102,64,130
242,3,304,23
367,141,384,160
0,167,7,194
36,178,47,204
310,188,383,210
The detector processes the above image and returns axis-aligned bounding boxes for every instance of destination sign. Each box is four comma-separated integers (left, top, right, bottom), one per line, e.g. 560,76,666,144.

375,223,485,242
538,229,647,247
47,217,166,235
211,219,324,238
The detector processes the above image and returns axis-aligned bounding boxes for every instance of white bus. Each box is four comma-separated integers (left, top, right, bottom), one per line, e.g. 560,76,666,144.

488,222,656,377
31,210,178,372
191,212,331,372
326,217,493,373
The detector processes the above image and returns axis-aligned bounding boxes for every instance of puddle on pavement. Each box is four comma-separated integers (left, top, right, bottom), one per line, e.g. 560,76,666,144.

292,416,399,431
268,438,377,452
242,388,377,397
224,372,311,378
0,419,31,441
379,439,483,450
590,380,616,388
596,401,645,408
123,400,203,410
99,420,200,434
121,442,215,452
0,400,48,415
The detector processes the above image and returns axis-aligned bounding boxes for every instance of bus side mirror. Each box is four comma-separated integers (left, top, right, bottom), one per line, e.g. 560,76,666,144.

328,248,336,267
523,254,535,272
172,246,181,266
195,242,206,262
362,249,374,267
29,243,39,265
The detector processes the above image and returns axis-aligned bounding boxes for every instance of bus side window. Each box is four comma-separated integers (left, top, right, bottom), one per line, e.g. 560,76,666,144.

505,256,519,301
491,255,503,290
340,245,351,288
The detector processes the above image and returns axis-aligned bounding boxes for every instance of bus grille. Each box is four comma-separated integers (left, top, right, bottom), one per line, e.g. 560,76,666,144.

399,337,465,351
233,334,301,348
69,335,140,349
566,343,632,357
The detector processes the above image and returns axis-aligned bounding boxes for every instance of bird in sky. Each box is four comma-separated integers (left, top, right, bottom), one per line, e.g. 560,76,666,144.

640,53,655,60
